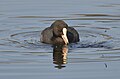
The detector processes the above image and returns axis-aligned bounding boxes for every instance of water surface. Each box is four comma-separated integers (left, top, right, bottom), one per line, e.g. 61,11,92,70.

0,0,120,79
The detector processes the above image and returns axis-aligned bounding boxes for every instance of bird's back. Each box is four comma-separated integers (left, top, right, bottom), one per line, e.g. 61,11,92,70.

67,27,79,43
40,27,53,44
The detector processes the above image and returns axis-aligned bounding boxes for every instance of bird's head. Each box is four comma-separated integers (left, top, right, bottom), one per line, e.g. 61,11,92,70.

51,20,69,45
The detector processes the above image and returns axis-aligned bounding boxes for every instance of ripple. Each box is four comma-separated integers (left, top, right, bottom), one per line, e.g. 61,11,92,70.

42,18,120,22
72,14,119,17
10,16,68,18
68,50,120,64
8,28,113,50
98,4,120,7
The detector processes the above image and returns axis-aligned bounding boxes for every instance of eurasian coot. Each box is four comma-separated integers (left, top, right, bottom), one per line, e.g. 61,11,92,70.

40,20,79,45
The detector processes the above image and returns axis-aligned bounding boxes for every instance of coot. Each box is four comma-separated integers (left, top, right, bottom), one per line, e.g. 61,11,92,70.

40,20,79,45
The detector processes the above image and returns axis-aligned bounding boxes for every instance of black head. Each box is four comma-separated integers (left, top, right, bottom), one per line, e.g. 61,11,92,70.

51,20,68,37
51,20,69,45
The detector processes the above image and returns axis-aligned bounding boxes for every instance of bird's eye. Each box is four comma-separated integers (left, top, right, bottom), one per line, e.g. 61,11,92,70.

60,31,64,35
60,30,62,32
58,29,62,32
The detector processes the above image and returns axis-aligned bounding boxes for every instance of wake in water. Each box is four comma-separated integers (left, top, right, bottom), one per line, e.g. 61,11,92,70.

7,29,117,50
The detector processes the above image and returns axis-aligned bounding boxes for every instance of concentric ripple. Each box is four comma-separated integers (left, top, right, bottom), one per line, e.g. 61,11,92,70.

9,26,114,50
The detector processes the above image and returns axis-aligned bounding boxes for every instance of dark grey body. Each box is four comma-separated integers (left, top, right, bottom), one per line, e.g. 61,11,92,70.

40,26,79,44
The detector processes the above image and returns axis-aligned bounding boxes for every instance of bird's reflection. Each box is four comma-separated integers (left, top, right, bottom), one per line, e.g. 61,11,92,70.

53,45,68,69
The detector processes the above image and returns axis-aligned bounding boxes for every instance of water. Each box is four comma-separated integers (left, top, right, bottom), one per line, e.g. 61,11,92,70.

0,0,120,79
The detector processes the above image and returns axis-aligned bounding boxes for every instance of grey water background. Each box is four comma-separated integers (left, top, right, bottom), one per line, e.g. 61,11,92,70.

0,0,120,79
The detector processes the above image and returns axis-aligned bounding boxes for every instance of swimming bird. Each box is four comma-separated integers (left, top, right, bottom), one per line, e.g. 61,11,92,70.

40,20,79,45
